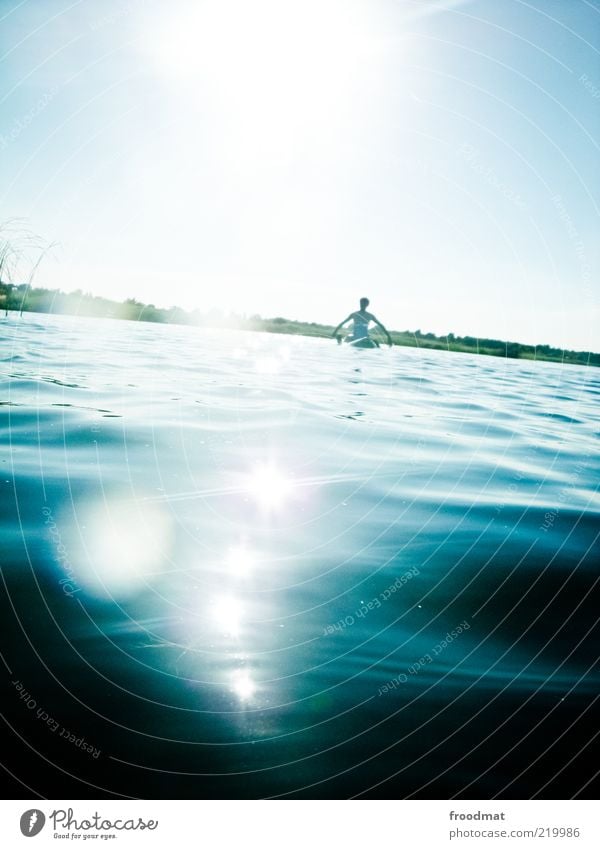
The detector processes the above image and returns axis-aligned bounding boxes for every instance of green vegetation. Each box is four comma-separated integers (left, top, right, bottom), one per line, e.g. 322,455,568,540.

1,281,598,367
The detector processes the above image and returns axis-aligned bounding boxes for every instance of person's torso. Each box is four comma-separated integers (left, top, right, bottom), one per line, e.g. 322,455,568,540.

351,311,371,337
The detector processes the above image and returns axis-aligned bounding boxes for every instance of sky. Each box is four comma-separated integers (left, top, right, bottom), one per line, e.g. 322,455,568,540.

0,0,598,349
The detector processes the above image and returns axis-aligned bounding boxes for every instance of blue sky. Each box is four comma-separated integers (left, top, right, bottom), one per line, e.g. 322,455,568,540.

1,0,598,349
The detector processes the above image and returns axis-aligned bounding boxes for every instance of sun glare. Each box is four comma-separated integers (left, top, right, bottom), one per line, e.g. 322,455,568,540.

226,545,256,576
231,670,256,701
246,464,292,511
150,0,371,81
144,0,380,150
212,596,243,636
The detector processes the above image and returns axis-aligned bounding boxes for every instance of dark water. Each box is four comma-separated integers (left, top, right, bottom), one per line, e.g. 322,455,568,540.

2,313,598,799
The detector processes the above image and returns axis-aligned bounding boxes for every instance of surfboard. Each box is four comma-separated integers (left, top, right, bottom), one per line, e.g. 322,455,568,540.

335,334,380,348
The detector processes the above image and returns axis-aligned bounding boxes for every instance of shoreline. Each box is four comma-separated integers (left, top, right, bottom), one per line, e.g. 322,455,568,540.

1,295,598,368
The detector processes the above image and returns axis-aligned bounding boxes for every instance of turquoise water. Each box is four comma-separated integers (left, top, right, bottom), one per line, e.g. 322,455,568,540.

2,312,599,799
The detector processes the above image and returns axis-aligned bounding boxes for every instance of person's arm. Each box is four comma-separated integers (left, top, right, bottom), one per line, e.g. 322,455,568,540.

331,314,353,337
371,315,393,346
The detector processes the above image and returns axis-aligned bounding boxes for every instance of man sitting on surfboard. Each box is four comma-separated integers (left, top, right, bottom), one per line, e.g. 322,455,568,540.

332,298,393,347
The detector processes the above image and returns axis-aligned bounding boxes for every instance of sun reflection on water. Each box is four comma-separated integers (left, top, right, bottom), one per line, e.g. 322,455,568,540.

246,463,292,511
212,595,243,637
225,545,256,576
231,669,256,701
254,355,280,374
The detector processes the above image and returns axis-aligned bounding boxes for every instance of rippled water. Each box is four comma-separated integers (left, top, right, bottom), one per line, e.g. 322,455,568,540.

2,313,598,799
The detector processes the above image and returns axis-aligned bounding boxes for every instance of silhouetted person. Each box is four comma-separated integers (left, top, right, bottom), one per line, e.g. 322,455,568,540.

332,298,392,347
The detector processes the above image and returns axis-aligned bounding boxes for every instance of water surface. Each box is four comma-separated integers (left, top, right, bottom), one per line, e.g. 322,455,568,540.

2,313,598,798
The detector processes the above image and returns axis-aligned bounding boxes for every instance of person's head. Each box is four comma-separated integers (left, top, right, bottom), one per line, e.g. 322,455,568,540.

359,297,370,310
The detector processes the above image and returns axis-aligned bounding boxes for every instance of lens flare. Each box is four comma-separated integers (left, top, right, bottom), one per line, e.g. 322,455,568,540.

64,497,173,598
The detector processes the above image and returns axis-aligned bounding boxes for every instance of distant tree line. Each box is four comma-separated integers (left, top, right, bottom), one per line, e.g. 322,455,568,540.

1,281,597,367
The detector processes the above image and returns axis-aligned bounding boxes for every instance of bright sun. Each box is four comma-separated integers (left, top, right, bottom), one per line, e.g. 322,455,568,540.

144,0,380,148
